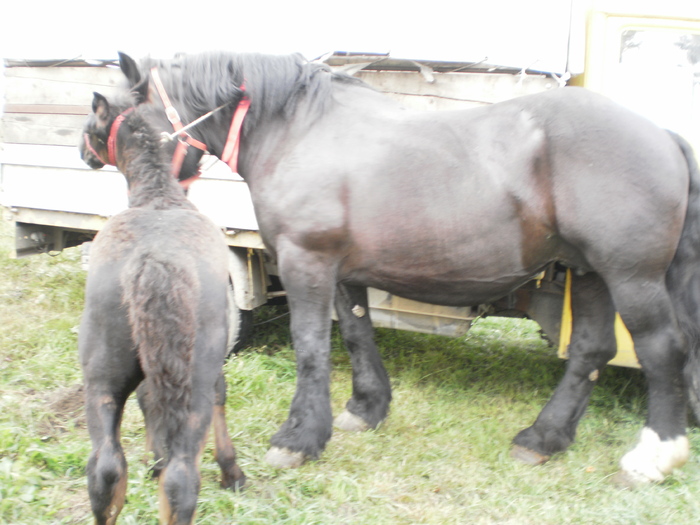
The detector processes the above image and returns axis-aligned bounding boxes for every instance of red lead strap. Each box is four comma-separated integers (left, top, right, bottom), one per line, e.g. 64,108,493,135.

221,87,251,174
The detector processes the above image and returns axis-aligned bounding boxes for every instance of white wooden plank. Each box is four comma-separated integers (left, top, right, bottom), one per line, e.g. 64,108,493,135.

1,113,91,146
1,165,128,216
0,143,108,170
355,70,556,110
4,67,123,105
187,178,259,230
2,162,259,231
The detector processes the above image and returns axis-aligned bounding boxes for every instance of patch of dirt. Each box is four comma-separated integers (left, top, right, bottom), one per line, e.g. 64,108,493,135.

37,384,86,438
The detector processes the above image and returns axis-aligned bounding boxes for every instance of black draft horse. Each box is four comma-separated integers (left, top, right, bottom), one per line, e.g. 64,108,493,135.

101,51,700,485
79,93,245,524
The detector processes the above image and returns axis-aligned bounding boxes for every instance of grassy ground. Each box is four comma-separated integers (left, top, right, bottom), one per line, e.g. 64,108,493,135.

2,214,700,524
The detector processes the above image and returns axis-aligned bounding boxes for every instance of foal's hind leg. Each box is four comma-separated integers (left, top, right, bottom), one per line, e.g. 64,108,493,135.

212,372,246,490
136,382,166,478
608,278,689,484
512,272,617,463
158,366,222,523
333,283,392,432
82,349,142,525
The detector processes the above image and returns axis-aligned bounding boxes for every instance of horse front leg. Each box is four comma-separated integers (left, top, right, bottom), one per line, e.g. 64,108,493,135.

333,283,391,432
512,272,617,464
264,244,336,468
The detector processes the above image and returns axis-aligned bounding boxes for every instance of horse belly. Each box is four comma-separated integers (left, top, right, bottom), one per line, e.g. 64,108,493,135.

342,227,554,307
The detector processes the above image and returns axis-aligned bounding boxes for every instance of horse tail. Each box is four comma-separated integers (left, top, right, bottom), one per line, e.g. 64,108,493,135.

122,252,199,449
665,131,700,421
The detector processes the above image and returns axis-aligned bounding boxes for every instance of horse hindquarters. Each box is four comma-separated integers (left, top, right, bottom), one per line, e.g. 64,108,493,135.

126,254,230,523
612,133,700,484
665,133,700,421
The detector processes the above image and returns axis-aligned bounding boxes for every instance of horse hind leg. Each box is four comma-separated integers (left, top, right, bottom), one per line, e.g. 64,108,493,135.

333,283,392,432
81,313,141,524
85,391,130,525
512,272,617,464
136,382,167,479
212,372,246,490
608,277,689,484
158,392,215,524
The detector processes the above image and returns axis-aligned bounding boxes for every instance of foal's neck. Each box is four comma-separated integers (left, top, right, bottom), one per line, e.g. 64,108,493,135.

119,117,195,211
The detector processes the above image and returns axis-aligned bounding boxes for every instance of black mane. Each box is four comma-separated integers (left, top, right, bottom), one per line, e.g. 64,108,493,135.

120,111,195,210
143,52,368,134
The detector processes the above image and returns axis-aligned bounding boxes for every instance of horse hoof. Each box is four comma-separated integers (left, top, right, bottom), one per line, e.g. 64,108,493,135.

333,410,370,432
511,445,550,466
264,447,306,469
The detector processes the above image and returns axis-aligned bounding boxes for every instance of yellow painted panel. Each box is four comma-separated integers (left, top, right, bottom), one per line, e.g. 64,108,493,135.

558,270,640,368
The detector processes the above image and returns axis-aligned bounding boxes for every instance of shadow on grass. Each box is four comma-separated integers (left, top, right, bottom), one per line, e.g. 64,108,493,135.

241,305,648,420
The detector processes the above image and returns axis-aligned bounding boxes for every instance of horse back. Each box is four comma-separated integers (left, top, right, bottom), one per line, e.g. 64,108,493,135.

256,86,690,305
82,208,230,357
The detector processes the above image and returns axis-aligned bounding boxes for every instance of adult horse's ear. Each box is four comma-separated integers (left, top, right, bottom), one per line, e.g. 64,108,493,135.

118,52,141,87
92,92,110,128
118,51,149,104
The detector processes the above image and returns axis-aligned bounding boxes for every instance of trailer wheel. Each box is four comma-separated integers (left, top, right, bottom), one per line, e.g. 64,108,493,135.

227,281,253,356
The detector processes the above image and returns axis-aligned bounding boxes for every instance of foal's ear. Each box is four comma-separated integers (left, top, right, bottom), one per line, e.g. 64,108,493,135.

92,92,110,128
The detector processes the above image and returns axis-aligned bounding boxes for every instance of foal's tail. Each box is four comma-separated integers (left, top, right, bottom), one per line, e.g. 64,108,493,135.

665,132,700,421
123,253,199,448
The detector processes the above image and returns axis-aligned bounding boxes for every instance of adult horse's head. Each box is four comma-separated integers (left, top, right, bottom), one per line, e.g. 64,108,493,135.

80,53,206,185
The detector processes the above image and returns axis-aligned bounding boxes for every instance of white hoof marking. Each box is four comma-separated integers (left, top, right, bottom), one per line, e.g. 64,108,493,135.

264,447,306,469
333,410,370,432
619,427,689,483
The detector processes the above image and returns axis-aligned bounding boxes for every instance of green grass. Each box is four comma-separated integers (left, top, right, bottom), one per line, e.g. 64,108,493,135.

2,214,700,524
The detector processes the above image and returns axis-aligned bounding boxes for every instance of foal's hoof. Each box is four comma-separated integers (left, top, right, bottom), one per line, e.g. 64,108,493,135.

264,447,306,469
221,467,247,492
511,445,550,466
333,410,370,432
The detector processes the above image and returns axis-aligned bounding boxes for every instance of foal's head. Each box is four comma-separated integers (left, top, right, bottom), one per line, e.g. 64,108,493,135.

80,57,205,183
81,94,200,210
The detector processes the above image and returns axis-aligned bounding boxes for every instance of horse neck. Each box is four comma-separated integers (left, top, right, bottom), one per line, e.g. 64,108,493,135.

117,124,194,211
155,53,346,181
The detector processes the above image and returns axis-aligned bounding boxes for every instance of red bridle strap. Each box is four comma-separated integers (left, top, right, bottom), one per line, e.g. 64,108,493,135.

220,87,250,174
107,108,135,166
83,132,104,162
150,67,208,183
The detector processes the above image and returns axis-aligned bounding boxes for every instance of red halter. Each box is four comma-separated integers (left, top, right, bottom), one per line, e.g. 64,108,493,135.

221,86,251,174
150,67,208,187
150,66,250,177
83,107,134,167
107,108,134,166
